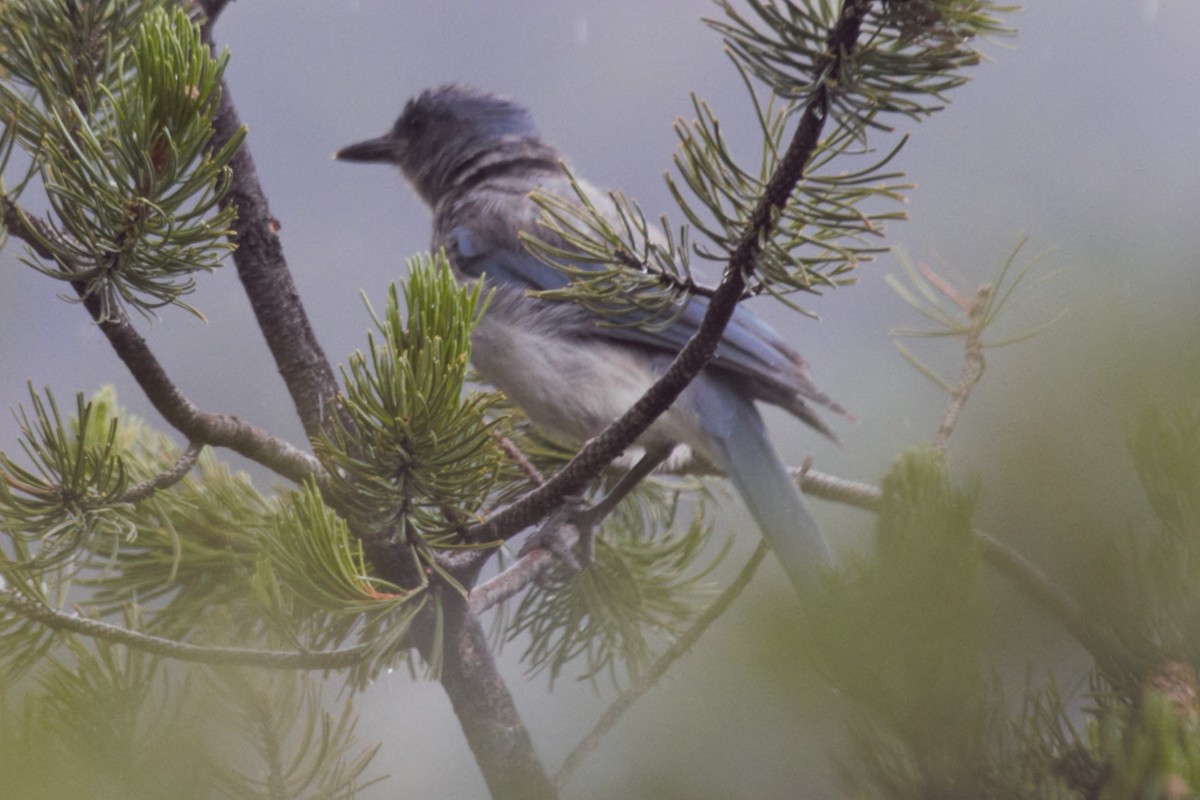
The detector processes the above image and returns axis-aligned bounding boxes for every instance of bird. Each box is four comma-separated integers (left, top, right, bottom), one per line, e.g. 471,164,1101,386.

336,84,842,592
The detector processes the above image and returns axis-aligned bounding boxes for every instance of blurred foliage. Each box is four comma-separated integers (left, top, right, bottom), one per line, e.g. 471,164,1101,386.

696,428,1200,800
800,448,1006,798
1074,407,1200,686
0,635,381,800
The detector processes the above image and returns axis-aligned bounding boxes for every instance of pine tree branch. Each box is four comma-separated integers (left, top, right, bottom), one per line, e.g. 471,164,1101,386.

199,14,342,442
196,6,422,588
465,1,868,548
194,13,556,797
1,195,322,485
554,540,770,791
434,600,558,800
0,588,371,669
610,244,721,299
473,460,1126,789
460,463,882,615
543,461,1125,787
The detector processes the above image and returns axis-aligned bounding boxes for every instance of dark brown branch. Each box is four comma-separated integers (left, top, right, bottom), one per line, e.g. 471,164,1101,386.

197,15,557,797
200,23,342,442
434,598,558,800
2,196,321,484
80,290,322,483
197,5,425,588
0,589,370,669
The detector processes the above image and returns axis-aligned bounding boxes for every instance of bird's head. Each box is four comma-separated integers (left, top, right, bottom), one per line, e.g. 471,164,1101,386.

335,84,541,205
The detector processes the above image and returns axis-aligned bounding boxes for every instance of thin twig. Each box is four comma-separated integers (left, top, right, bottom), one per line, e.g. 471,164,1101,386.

932,283,991,452
609,246,720,299
554,540,770,791
0,589,371,669
795,464,883,511
495,435,545,487
902,273,1119,660
467,520,578,616
118,440,204,504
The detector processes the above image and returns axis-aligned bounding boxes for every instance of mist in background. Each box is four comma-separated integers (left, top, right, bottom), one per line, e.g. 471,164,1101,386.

3,2,1199,796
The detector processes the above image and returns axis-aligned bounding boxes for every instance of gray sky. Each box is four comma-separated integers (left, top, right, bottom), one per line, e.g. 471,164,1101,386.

3,2,1200,796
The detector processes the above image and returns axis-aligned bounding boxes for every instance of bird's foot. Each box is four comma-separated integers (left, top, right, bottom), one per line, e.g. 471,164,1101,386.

519,496,599,574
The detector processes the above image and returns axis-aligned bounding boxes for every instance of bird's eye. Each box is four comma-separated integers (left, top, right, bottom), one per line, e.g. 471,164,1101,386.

392,112,420,139
403,113,426,136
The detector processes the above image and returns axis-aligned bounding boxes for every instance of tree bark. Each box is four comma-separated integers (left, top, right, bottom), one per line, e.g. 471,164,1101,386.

436,601,558,800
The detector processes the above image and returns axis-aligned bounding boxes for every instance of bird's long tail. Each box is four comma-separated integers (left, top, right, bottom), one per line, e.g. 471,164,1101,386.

706,401,831,593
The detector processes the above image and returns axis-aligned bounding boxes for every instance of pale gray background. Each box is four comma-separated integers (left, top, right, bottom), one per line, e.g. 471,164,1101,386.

3,2,1199,797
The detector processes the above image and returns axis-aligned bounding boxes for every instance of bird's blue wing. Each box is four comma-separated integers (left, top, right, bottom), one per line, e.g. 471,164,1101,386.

444,215,842,435
448,224,573,290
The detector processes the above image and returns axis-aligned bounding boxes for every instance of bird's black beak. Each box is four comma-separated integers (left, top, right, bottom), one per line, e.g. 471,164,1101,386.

334,133,395,164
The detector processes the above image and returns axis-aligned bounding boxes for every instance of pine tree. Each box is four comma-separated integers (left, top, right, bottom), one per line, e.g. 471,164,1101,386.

2,2,1197,799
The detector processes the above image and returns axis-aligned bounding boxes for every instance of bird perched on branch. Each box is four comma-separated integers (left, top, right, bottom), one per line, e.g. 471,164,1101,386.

337,84,842,591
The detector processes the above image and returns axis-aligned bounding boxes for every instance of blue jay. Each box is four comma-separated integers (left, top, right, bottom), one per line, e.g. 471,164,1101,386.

337,85,842,591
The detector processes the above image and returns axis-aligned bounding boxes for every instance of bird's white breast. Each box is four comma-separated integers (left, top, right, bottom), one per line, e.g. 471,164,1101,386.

470,312,703,463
